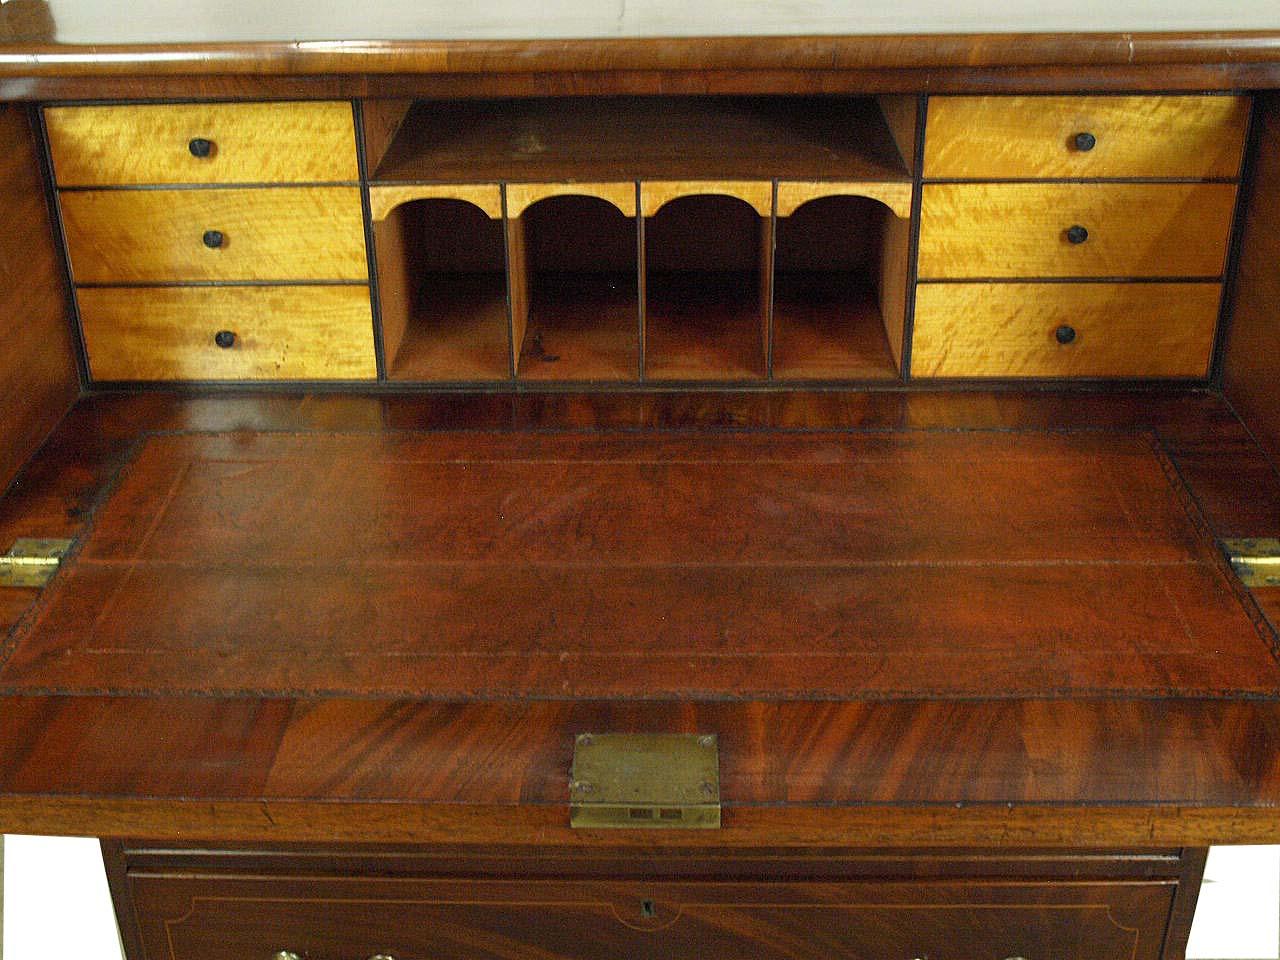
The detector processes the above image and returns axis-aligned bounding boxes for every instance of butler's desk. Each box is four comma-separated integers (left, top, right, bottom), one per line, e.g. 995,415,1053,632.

2,3,1280,959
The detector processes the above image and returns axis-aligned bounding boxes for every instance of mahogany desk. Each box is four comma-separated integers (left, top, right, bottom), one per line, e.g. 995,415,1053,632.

2,3,1280,959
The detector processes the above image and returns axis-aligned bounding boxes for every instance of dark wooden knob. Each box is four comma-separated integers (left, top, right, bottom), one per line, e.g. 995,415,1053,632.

1065,225,1089,245
188,137,214,158
1074,131,1097,151
214,330,237,349
202,229,224,249
1055,325,1077,345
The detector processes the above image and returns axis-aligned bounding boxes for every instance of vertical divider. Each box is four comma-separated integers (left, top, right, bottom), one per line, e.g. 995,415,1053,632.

503,185,530,381
761,181,778,379
635,181,647,382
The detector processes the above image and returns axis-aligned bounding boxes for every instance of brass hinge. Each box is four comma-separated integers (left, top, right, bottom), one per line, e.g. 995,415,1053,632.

1222,538,1280,589
0,538,74,588
569,733,721,830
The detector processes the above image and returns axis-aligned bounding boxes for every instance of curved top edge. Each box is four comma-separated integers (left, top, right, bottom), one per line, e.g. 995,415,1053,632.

2,32,1280,78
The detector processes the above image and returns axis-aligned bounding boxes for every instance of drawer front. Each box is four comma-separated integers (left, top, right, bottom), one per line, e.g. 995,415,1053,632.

917,182,1237,279
60,187,368,283
132,875,1174,960
912,282,1221,378
924,95,1250,179
45,102,359,186
78,286,376,381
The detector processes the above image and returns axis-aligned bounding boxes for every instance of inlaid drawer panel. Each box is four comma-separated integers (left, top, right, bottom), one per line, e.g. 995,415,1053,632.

924,95,1250,179
45,101,359,186
131,874,1174,960
917,182,1237,279
60,187,368,283
912,282,1221,378
77,286,376,381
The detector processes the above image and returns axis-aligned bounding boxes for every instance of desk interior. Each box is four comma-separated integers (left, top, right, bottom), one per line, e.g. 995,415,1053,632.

2,419,1275,700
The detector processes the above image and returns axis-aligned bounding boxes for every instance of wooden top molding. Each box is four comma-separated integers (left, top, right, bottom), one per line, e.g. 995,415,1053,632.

3,7,1280,83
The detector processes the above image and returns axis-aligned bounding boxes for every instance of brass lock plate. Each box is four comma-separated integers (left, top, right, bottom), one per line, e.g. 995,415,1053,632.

570,733,720,830
0,538,74,588
1222,538,1280,588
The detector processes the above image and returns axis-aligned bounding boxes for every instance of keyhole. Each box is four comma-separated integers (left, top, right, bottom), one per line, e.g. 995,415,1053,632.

640,899,656,919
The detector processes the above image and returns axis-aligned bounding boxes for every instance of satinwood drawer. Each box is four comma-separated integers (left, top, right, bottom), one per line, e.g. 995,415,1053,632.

911,282,1221,378
916,182,1237,279
130,874,1175,960
923,95,1249,179
44,102,359,186
77,286,377,381
60,187,368,283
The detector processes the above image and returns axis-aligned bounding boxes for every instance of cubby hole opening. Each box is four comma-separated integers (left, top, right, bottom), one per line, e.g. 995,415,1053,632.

374,198,510,382
644,194,769,381
771,195,908,381
510,195,640,382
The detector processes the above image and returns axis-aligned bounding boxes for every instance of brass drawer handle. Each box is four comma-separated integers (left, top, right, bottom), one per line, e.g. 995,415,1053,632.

367,955,398,960
272,953,301,960
1065,224,1089,245
188,137,215,158
1073,131,1097,151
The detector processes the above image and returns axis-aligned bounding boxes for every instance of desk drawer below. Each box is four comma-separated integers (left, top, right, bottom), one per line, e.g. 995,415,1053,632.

917,182,1237,279
911,282,1221,379
78,285,376,381
45,101,359,186
60,187,368,284
923,95,1249,179
130,874,1174,960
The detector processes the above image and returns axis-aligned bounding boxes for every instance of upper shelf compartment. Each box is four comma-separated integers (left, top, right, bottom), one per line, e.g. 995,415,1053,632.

369,96,914,183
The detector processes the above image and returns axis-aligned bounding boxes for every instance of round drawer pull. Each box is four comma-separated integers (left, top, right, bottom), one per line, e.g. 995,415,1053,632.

188,137,215,158
1073,131,1097,151
271,952,301,960
1065,224,1089,245
1055,324,1078,345
202,229,225,249
214,330,237,349
367,955,397,960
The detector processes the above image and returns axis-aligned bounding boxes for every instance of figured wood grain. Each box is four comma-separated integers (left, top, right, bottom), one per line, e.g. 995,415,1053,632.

776,181,913,219
369,183,502,221
1,429,1274,698
6,696,1280,845
76,286,377,381
641,180,773,217
1222,92,1280,466
917,183,1238,278
912,282,1221,378
59,187,368,283
44,102,359,186
506,182,636,218
131,873,1171,960
0,104,79,493
924,95,1250,179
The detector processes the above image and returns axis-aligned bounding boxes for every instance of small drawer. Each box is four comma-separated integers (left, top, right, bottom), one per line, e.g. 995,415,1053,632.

131,873,1174,960
924,95,1250,179
912,282,1221,378
60,187,368,283
44,101,358,186
77,285,376,381
917,182,1237,279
